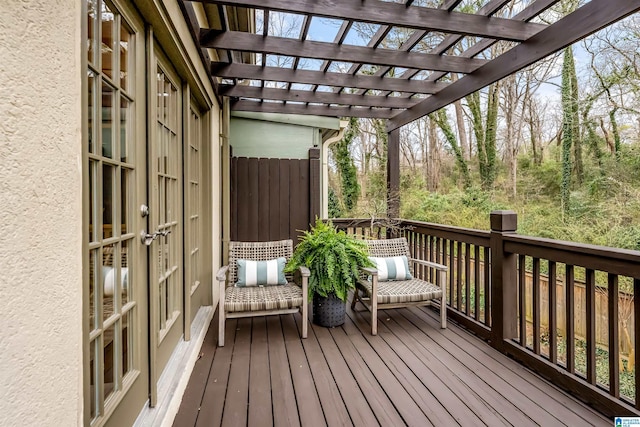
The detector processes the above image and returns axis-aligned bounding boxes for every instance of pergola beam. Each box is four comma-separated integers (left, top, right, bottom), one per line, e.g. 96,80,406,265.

389,0,640,131
221,84,420,109
231,100,396,119
211,62,448,94
201,30,487,74
198,0,547,42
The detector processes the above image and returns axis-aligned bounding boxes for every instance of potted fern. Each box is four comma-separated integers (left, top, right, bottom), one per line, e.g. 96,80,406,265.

286,219,373,327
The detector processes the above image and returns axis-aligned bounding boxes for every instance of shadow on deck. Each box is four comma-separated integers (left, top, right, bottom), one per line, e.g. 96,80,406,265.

174,301,611,426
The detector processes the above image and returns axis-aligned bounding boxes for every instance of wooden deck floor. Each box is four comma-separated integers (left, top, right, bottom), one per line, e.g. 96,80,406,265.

173,303,611,427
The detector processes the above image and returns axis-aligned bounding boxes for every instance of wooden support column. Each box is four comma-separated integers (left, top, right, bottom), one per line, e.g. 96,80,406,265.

387,126,400,220
489,210,518,349
309,147,320,223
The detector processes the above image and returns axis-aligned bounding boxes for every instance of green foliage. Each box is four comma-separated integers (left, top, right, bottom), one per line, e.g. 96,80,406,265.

331,117,361,212
433,109,471,189
561,47,575,215
466,85,499,190
285,219,373,302
327,187,344,218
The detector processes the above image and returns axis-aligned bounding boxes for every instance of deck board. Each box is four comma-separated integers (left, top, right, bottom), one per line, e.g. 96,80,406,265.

175,304,611,427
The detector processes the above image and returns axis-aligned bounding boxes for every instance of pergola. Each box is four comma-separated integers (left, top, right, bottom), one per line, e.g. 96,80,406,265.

181,0,639,214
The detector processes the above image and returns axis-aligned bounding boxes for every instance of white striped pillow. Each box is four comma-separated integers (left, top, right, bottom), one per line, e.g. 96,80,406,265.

369,256,413,281
236,257,287,287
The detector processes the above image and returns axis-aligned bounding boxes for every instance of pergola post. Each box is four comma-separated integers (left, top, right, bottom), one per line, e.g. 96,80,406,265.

387,126,400,219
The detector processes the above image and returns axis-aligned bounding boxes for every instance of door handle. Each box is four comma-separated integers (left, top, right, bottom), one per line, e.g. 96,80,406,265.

140,229,172,246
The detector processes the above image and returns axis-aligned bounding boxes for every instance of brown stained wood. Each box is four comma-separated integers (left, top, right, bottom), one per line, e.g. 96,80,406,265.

247,157,259,240
298,159,310,232
635,278,640,410
401,220,490,247
503,236,640,278
390,0,640,130
518,255,527,347
280,316,326,426
340,316,446,426
328,328,407,426
268,158,280,240
232,100,396,119
221,318,251,427
292,316,353,427
390,309,537,427
202,30,486,73
548,261,558,365
387,128,400,219
456,241,463,312
402,307,574,426
347,309,504,427
177,304,613,427
248,317,273,427
416,307,612,425
199,0,546,40
279,160,290,241
484,246,490,327
235,157,250,241
266,316,301,427
449,240,455,306
258,159,270,241
288,161,301,242
213,63,446,94
473,245,479,321
309,149,320,223
566,265,575,374
465,243,471,317
310,325,380,427
608,273,619,398
221,85,418,109
585,268,596,385
533,257,541,355
194,319,239,427
230,157,238,241
172,316,218,427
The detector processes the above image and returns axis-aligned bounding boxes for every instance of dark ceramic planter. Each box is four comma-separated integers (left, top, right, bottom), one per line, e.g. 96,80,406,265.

312,293,346,327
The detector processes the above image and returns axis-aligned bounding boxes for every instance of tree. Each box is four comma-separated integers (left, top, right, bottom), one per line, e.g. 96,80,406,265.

560,46,576,215
331,117,361,212
433,109,471,189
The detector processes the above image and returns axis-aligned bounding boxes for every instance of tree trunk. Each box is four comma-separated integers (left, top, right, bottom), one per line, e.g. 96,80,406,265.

428,115,440,191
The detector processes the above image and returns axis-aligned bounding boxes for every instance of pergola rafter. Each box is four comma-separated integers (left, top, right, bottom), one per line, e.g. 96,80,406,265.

183,0,640,127
200,30,488,74
199,0,547,41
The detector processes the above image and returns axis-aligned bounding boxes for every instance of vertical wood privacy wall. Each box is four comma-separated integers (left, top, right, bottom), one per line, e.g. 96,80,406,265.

230,148,320,242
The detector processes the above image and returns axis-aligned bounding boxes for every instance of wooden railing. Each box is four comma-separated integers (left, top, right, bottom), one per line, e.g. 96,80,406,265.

332,212,640,417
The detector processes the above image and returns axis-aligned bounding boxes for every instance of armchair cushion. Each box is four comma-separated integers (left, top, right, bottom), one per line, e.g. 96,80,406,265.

369,255,413,281
236,257,287,287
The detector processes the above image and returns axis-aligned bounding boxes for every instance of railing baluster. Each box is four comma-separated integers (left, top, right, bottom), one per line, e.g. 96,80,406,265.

475,245,480,322
608,273,619,398
634,278,640,410
549,261,557,364
484,246,490,327
449,240,455,308
519,254,527,347
586,268,596,384
430,235,437,281
533,257,541,355
465,243,471,317
566,265,575,374
457,241,463,311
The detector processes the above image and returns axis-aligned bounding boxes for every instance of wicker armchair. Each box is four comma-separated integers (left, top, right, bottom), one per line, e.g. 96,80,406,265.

216,240,308,346
353,237,447,335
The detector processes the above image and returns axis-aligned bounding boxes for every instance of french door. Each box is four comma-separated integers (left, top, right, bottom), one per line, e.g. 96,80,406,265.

147,39,184,406
85,1,149,426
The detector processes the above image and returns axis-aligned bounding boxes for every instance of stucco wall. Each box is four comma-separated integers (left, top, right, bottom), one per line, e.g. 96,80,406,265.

0,1,83,426
230,117,317,159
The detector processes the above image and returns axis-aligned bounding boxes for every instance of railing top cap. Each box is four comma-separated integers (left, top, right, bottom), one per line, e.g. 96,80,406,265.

490,210,517,232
